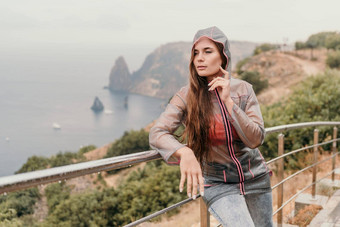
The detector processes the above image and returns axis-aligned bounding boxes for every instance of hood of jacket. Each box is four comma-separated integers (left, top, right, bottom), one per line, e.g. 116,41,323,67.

192,26,232,76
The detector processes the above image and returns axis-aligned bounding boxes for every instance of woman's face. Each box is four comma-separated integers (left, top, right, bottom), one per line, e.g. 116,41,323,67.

193,37,223,81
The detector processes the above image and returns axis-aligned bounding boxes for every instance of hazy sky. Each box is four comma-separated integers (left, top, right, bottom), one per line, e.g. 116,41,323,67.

1,0,340,49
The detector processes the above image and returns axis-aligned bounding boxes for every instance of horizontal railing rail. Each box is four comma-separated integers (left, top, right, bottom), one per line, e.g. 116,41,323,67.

0,150,161,194
271,151,338,190
124,197,198,227
264,121,340,133
266,138,340,165
0,121,339,227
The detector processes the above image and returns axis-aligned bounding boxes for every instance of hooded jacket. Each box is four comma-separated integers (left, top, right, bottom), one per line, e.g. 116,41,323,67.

149,26,271,206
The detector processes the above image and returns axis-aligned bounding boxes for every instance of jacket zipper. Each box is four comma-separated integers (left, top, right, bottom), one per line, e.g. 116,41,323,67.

214,90,245,195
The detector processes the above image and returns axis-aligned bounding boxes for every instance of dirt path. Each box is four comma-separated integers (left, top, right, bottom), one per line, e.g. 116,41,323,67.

256,50,326,105
284,52,325,76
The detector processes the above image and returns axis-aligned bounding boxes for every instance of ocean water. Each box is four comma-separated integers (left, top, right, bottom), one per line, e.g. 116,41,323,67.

0,45,166,177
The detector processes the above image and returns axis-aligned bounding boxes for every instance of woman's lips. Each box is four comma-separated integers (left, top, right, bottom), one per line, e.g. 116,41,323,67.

197,66,207,70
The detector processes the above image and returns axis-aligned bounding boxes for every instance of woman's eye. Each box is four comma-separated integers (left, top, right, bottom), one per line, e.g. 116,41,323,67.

205,51,212,54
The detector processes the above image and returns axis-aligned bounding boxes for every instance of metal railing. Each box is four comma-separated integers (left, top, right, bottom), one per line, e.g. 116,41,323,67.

0,121,339,227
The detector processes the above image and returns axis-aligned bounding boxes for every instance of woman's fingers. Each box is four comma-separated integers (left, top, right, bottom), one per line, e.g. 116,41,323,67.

186,173,192,198
180,170,205,199
179,171,186,193
177,148,204,199
208,79,228,91
192,173,205,199
192,174,198,199
199,175,205,197
219,66,229,77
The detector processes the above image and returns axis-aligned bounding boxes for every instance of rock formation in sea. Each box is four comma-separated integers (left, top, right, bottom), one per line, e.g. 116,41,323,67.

91,96,104,112
108,56,131,92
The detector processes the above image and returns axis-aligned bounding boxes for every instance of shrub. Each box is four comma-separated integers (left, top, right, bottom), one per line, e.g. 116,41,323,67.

49,151,79,167
295,41,307,50
15,156,49,174
253,43,279,55
78,145,96,155
16,145,94,175
325,33,340,50
105,129,150,158
239,71,268,94
306,32,338,48
45,182,71,213
0,188,40,219
326,50,340,68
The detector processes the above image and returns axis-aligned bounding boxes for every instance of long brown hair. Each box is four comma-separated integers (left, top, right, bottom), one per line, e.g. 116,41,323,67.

184,40,228,167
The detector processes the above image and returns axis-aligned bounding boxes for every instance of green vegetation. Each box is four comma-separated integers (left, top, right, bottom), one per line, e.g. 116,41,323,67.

16,145,96,174
306,32,340,49
105,129,150,158
15,156,50,174
295,41,307,50
0,188,40,225
45,182,71,213
295,31,340,57
253,43,279,55
325,33,340,50
261,70,340,167
235,57,269,95
326,50,340,69
105,129,150,175
239,71,268,94
78,145,97,155
295,32,340,60
42,162,184,226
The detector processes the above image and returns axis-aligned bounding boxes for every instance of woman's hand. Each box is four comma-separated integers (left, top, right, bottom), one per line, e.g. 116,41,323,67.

208,66,234,111
175,147,204,199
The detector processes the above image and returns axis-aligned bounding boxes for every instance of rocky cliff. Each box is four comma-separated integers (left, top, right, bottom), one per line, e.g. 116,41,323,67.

108,41,258,99
108,56,131,92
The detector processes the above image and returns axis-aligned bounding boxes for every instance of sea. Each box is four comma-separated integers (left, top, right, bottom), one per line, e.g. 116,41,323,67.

0,44,167,177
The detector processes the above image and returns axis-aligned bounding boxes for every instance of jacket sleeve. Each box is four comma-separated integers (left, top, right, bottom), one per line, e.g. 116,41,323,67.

149,87,187,164
227,85,265,148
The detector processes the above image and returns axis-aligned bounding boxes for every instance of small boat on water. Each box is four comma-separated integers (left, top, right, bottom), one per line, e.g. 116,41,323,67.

5,137,10,142
104,110,114,115
52,123,61,130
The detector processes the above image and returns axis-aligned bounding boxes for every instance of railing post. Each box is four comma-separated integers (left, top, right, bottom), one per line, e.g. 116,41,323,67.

277,133,284,227
200,197,210,227
332,127,338,182
312,129,319,198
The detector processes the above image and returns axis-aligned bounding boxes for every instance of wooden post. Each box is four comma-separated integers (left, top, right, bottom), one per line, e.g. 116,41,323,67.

277,133,284,227
332,127,338,182
312,129,319,198
200,197,210,227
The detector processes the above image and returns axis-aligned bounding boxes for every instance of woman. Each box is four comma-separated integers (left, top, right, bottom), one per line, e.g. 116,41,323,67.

149,26,273,227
